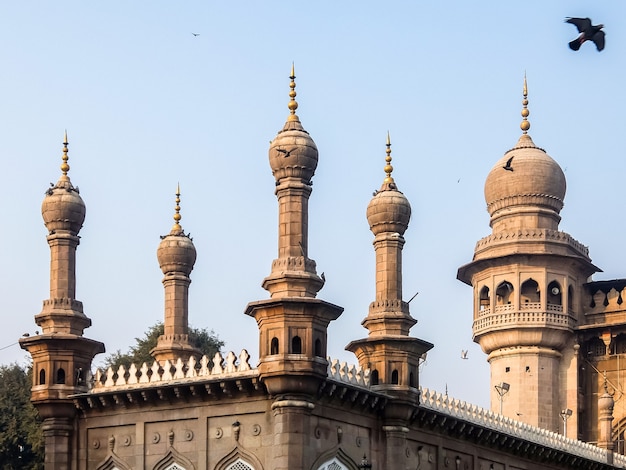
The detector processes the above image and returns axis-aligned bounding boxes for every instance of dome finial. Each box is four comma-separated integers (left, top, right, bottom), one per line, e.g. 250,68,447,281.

287,62,299,122
383,131,395,184
171,183,183,233
61,130,70,176
520,73,530,134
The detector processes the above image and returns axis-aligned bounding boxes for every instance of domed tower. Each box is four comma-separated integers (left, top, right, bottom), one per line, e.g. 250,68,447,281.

20,133,105,467
245,66,343,396
457,78,599,435
245,66,343,470
347,135,432,469
151,185,201,363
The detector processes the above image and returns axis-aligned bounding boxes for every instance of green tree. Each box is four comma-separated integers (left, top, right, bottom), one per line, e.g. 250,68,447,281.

103,322,224,370
0,363,43,469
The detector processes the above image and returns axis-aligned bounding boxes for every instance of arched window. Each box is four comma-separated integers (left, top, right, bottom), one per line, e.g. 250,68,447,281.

479,286,490,311
291,336,302,354
391,369,399,384
225,458,253,470
547,281,563,305
521,279,540,304
317,458,349,470
39,368,46,385
568,285,574,312
270,337,279,355
370,370,379,385
409,371,415,387
496,281,514,305
314,338,322,357
56,368,66,384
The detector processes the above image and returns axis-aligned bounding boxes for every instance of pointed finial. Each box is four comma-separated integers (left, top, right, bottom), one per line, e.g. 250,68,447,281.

383,131,395,184
171,183,182,233
61,130,70,176
287,62,299,122
520,74,530,134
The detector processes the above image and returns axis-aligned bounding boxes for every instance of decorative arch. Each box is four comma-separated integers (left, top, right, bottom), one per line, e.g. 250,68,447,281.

96,455,132,470
520,278,540,304
270,337,279,355
496,281,513,305
153,448,195,470
479,285,490,311
214,446,263,470
547,280,563,306
310,448,359,470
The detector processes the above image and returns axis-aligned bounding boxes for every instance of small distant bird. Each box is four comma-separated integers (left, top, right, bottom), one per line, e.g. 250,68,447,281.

461,350,468,359
191,33,200,37
565,17,605,51
22,333,29,337
372,190,379,196
503,156,514,172
320,272,326,283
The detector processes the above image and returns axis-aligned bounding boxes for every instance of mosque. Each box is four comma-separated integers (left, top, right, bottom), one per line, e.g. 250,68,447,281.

19,70,626,469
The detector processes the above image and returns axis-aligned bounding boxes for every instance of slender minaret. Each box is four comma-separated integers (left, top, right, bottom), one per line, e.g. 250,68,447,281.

245,66,343,470
457,78,599,434
151,185,201,363
20,133,105,469
346,135,432,470
598,378,616,453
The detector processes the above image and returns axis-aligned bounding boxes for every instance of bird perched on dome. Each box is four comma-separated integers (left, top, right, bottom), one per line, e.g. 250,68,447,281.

565,17,605,51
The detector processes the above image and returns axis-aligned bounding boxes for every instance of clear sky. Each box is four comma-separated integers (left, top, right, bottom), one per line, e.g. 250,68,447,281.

0,2,623,409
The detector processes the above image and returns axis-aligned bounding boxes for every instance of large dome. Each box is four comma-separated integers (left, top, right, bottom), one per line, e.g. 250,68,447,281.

484,134,566,218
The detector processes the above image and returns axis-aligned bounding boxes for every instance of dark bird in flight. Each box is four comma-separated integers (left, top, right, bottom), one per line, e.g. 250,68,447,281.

565,17,605,51
191,33,200,37
461,350,468,360
276,147,296,157
503,156,514,171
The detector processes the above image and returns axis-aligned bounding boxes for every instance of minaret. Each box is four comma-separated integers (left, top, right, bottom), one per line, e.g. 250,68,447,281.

245,66,343,470
457,78,599,434
20,133,105,469
346,135,432,469
151,185,201,363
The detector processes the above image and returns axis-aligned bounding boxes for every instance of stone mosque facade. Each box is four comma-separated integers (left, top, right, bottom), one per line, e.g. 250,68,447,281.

19,71,626,469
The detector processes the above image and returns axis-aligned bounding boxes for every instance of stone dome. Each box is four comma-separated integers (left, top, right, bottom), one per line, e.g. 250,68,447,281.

484,134,566,218
367,184,412,236
157,231,197,275
268,119,318,182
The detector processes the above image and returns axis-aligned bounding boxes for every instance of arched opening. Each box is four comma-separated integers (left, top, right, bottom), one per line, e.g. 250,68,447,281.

586,337,607,357
291,336,302,354
370,370,379,385
520,278,540,305
314,338,322,357
39,368,46,385
496,281,514,306
409,371,415,387
225,460,253,470
479,285,490,311
568,285,575,312
56,368,66,385
547,280,563,306
270,337,279,355
391,369,399,385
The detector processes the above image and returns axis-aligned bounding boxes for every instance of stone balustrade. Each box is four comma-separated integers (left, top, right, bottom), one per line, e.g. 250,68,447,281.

474,229,589,256
420,388,626,466
473,309,573,336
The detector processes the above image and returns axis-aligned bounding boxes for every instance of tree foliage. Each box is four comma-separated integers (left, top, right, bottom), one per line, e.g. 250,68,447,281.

103,322,224,370
0,363,43,469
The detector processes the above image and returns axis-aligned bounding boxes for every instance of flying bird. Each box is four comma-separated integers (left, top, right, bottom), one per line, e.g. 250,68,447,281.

191,33,200,37
503,156,514,171
565,17,605,51
276,147,296,157
461,350,468,360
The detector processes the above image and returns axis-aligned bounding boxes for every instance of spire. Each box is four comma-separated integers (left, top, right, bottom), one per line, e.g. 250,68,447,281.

287,62,299,122
61,130,70,176
171,183,183,234
383,131,395,184
520,74,530,134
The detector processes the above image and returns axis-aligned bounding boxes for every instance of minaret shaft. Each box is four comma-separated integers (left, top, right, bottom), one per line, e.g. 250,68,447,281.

276,182,311,260
48,234,79,300
374,235,404,302
162,276,191,337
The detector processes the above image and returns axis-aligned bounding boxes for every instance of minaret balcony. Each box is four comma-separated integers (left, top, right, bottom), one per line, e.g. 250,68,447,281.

473,303,574,338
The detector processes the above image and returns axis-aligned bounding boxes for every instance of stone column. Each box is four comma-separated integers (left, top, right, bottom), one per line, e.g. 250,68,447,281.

271,398,315,470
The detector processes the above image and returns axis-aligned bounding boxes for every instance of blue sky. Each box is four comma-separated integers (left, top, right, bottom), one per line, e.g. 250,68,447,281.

0,2,623,408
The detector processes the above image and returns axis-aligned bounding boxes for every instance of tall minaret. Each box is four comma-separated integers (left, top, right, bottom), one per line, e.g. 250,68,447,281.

151,185,201,363
20,133,105,469
457,78,599,435
245,66,343,470
346,135,432,469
